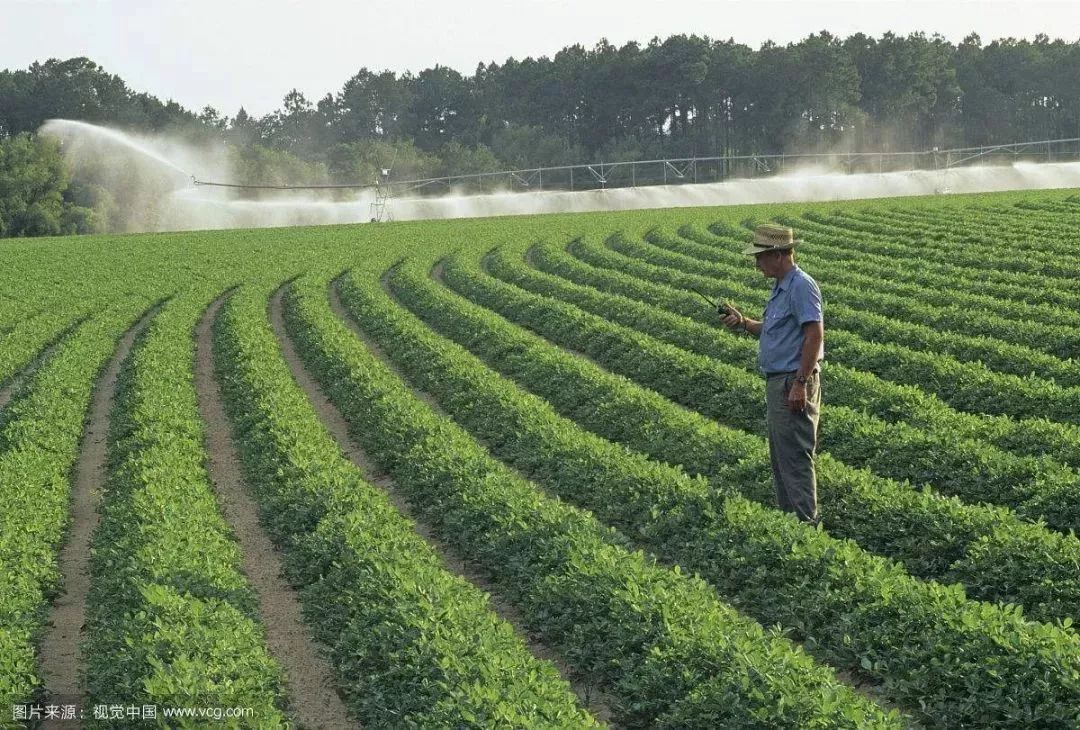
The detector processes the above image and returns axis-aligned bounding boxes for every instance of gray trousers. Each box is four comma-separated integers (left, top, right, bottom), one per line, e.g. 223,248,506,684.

765,371,821,525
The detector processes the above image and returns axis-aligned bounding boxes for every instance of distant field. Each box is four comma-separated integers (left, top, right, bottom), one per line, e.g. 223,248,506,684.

2,189,1079,728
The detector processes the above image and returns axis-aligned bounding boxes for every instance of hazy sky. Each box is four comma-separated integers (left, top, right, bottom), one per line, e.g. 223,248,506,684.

5,1,1080,118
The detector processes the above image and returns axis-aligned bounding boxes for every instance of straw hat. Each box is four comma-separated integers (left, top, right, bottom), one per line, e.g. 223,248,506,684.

742,223,802,255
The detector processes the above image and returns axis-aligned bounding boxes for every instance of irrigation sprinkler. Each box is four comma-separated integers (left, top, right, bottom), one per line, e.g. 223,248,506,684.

186,136,1080,203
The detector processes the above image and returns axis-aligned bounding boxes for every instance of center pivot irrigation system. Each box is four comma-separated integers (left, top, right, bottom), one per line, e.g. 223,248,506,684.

191,166,399,221
190,137,1080,219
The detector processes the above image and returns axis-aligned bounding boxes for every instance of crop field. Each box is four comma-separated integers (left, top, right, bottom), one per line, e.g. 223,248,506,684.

2,188,1080,728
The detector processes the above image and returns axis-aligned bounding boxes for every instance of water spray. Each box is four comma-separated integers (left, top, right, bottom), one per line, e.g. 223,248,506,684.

39,120,1080,234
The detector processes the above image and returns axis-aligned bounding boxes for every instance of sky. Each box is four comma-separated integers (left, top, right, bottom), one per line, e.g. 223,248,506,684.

5,0,1080,118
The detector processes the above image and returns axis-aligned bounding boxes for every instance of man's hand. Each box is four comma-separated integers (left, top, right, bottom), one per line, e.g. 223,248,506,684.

787,380,807,412
720,302,744,330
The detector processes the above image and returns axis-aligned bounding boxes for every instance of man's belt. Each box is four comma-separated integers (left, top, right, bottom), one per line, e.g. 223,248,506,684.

764,366,821,380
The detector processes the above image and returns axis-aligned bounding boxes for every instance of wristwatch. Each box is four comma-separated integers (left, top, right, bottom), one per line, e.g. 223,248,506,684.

795,374,808,385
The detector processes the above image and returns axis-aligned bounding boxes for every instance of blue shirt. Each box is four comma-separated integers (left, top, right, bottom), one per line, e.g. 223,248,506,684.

758,265,824,374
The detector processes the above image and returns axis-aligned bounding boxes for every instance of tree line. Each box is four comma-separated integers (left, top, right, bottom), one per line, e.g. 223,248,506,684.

1,31,1079,236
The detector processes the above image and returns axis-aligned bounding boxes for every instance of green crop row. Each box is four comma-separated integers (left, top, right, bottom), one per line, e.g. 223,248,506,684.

0,236,168,332
543,234,1080,533
875,205,1080,276
766,211,1080,308
703,212,1080,317
0,299,151,710
689,219,1080,333
968,201,1080,224
661,226,1080,380
869,204,1080,246
567,232,1080,470
0,309,92,396
82,291,289,726
802,208,1080,281
789,208,1079,306
369,257,1080,727
0,296,33,332
213,284,596,728
285,270,899,729
947,203,1080,255
606,230,1080,424
839,205,1080,265
437,248,1080,621
486,239,1080,583
1015,198,1080,217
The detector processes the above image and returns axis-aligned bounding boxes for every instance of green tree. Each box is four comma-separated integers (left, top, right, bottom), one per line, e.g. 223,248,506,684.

227,143,331,189
336,68,411,141
403,66,479,150
0,57,195,136
325,138,439,183
435,140,501,177
228,107,260,147
260,89,320,156
488,123,583,168
846,32,961,150
0,133,97,237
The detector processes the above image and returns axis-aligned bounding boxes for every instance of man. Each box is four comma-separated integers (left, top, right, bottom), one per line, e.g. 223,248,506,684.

720,223,824,525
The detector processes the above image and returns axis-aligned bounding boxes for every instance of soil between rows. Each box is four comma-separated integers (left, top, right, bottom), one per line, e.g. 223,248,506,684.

426,255,891,704
38,307,155,725
269,282,615,726
195,294,353,730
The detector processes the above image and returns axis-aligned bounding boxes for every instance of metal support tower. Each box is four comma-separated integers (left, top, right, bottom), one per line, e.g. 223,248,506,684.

369,168,393,222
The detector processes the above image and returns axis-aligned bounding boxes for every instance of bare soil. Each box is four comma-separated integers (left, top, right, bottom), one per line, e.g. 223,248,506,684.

447,254,896,710
38,308,155,724
270,283,614,726
434,254,602,372
195,295,352,730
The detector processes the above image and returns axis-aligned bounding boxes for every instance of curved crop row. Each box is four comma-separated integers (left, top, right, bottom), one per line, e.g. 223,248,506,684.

973,200,1080,221
0,299,152,710
692,218,1080,326
534,236,1080,534
511,240,1080,535
802,208,1080,281
1014,198,1080,217
870,205,1080,248
769,212,1080,307
213,284,596,728
873,205,1080,272
838,206,1080,265
0,309,92,395
654,227,1080,380
567,233,1080,470
437,249,1080,620
0,239,164,334
285,271,899,729
786,208,1080,305
82,291,288,725
699,216,1080,317
606,231,1080,423
934,204,1080,256
362,258,1080,727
